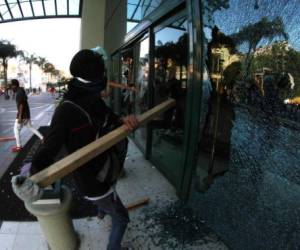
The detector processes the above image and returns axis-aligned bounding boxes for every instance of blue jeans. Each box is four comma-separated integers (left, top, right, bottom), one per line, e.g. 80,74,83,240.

93,193,129,250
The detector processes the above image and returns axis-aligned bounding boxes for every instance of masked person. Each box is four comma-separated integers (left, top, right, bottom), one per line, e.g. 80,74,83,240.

30,49,138,250
11,79,44,153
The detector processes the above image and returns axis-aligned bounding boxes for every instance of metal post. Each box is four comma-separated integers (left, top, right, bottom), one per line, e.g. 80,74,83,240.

25,186,78,250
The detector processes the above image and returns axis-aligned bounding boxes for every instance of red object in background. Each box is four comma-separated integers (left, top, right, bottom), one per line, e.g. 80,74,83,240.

11,146,22,153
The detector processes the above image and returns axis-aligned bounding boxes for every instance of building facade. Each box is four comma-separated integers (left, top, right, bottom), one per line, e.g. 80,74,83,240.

101,0,300,249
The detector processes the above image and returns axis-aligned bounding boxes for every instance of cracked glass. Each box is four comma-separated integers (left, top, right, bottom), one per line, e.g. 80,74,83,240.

192,0,300,249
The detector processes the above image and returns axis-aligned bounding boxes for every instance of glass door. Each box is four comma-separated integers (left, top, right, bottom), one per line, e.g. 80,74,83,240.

150,12,188,189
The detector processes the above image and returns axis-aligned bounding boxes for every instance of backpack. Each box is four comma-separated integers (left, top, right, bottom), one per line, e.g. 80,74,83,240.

62,100,128,184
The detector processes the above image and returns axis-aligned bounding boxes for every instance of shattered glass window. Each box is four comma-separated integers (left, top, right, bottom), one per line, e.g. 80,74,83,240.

192,0,300,249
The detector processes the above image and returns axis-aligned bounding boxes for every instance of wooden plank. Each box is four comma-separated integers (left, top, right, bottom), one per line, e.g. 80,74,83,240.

30,99,175,187
126,197,149,210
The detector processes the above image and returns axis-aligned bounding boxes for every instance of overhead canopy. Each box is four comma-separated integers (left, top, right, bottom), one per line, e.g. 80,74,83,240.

0,0,82,24
127,0,163,23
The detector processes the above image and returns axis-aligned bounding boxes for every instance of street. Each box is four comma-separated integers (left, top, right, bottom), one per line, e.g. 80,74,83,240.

0,92,54,137
0,92,55,178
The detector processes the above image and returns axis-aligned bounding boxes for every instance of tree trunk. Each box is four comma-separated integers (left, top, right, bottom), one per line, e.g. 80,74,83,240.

3,59,8,87
29,63,32,91
243,43,257,81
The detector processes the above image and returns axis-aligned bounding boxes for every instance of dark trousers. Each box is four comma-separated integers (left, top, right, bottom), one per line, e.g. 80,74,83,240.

93,193,129,250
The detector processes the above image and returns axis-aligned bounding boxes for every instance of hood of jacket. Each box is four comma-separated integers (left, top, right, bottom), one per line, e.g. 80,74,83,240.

64,77,106,101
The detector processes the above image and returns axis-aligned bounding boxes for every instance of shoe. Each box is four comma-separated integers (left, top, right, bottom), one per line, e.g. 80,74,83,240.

11,146,22,153
97,211,106,220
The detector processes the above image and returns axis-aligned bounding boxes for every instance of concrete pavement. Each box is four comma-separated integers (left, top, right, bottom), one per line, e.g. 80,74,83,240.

0,141,228,250
0,92,228,249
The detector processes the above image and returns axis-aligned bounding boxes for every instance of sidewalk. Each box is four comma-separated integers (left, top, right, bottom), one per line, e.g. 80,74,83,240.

0,141,228,250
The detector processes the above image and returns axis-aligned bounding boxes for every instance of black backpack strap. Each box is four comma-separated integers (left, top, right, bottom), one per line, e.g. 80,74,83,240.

61,100,110,139
62,100,93,125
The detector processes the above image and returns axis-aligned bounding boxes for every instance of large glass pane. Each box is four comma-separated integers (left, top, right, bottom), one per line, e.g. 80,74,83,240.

191,0,300,249
44,0,56,16
57,0,67,15
32,0,44,16
133,37,149,149
0,4,10,20
69,0,80,15
151,14,188,187
20,1,33,17
109,53,121,113
9,3,22,19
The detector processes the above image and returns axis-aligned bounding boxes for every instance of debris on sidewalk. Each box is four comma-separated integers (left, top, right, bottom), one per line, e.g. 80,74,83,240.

126,197,149,211
127,201,228,249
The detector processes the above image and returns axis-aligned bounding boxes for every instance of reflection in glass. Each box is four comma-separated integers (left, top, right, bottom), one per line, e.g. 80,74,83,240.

120,50,134,115
134,38,149,148
109,54,121,113
197,26,237,191
151,15,188,186
192,1,300,249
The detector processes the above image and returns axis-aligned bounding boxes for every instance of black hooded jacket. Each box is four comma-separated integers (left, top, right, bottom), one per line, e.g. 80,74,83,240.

32,78,120,197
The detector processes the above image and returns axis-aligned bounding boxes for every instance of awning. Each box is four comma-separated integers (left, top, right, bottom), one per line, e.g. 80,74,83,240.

0,0,82,24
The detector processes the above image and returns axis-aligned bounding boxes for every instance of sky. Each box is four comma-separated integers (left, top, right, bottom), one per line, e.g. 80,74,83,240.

0,18,81,75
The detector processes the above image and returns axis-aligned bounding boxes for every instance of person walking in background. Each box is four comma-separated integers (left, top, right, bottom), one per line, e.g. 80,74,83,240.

49,86,56,97
10,79,44,153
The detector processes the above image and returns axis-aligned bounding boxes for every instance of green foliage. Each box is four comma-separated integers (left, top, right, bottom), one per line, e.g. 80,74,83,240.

251,54,274,73
232,17,288,51
231,17,288,79
0,40,19,86
43,62,56,74
0,40,18,59
251,41,300,97
155,33,188,66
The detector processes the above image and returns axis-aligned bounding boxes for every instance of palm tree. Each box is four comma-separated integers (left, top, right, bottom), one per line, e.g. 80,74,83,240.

35,56,47,72
231,17,288,78
43,62,56,83
0,40,19,88
21,53,39,91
